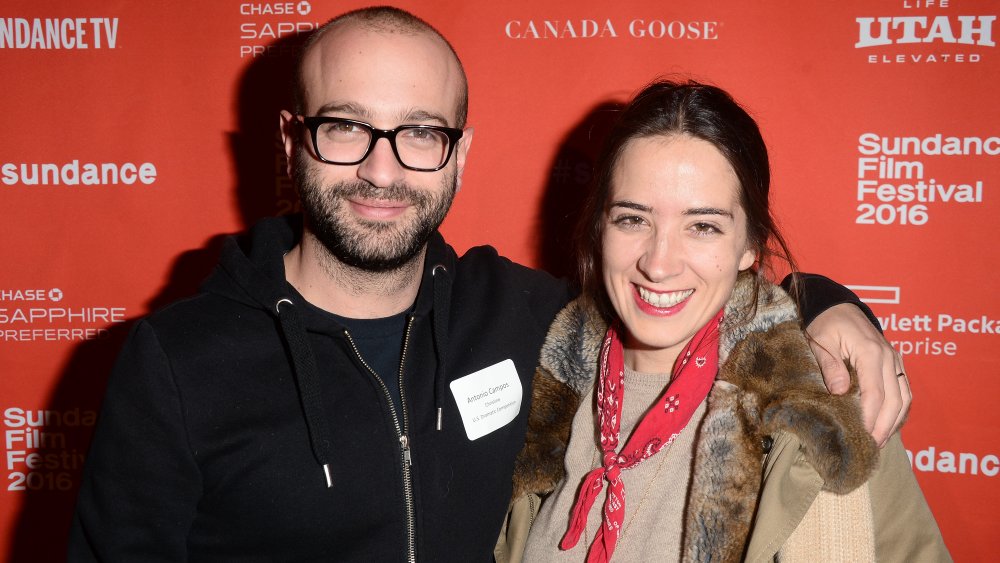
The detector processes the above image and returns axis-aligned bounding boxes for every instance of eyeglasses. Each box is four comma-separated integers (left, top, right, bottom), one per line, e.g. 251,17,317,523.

294,116,464,172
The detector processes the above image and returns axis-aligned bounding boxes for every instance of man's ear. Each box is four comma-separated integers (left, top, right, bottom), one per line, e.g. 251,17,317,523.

279,110,297,178
453,127,474,192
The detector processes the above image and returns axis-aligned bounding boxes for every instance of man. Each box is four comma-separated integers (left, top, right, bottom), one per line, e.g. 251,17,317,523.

68,7,907,562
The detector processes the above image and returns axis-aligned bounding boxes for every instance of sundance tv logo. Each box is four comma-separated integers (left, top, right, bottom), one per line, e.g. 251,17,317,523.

0,17,119,49
854,2,996,64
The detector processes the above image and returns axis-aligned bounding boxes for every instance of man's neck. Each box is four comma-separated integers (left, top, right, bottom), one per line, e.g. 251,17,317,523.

283,231,425,319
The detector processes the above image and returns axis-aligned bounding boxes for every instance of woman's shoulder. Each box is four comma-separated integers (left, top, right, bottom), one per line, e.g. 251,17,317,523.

536,297,608,396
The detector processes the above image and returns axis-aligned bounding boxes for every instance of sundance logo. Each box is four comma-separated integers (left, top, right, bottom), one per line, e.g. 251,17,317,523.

0,17,119,49
2,160,157,187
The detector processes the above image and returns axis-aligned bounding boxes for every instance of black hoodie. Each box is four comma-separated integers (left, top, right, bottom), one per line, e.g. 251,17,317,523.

68,215,572,562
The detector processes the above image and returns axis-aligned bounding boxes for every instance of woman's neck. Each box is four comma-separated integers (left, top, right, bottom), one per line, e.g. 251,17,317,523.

623,339,690,376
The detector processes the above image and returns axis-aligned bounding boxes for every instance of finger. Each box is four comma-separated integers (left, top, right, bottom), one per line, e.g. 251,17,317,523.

809,337,850,394
852,342,887,436
891,372,911,437
897,352,912,413
870,348,903,447
889,353,912,436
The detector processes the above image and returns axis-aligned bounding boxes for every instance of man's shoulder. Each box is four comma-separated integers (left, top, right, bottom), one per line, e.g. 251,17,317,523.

138,290,269,348
447,244,573,333
454,244,566,293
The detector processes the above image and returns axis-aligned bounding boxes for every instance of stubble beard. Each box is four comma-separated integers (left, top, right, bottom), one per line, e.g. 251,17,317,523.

294,147,457,273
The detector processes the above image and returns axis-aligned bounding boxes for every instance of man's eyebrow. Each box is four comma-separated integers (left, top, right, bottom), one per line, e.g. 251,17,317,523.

683,207,733,218
401,109,449,127
314,102,373,120
311,104,450,127
608,200,651,213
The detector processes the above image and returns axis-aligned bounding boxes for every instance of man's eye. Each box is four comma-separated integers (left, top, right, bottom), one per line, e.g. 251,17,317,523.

330,122,361,134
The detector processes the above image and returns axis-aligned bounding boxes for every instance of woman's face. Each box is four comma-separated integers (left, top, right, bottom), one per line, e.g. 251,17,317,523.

601,134,755,372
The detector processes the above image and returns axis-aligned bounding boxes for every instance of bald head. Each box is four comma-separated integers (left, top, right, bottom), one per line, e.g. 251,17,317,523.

293,6,469,128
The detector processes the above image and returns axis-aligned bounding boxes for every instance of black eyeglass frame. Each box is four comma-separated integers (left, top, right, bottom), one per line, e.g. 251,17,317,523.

295,115,464,172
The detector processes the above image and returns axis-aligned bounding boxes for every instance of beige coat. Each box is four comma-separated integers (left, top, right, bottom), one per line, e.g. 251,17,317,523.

498,276,950,562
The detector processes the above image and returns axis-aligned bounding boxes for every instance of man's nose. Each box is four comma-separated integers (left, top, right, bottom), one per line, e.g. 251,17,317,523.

357,137,406,188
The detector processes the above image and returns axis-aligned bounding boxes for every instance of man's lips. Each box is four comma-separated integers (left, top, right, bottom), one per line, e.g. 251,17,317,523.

348,198,410,220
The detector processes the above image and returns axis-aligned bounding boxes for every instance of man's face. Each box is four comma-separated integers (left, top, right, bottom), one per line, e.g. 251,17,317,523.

282,25,472,272
292,145,456,271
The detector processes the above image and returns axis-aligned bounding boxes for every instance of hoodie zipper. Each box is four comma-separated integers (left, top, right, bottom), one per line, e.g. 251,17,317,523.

344,314,417,563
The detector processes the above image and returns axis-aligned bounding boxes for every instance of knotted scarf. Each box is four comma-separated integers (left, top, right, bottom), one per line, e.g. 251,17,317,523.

559,309,724,562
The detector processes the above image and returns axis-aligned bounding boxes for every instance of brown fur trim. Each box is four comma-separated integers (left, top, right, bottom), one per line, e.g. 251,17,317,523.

511,298,605,500
535,298,607,396
682,319,879,561
511,368,581,500
683,380,762,562
723,321,878,493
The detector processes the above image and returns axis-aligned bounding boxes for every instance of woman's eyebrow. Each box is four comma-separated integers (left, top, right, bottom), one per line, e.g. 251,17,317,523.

684,207,733,218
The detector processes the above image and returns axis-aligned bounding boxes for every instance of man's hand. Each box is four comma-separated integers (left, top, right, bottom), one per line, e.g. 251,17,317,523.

805,303,910,447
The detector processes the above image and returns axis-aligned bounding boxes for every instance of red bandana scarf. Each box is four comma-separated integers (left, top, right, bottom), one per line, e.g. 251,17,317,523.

560,309,724,562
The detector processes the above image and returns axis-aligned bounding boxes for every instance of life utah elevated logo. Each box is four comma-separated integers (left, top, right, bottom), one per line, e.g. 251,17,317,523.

854,0,995,64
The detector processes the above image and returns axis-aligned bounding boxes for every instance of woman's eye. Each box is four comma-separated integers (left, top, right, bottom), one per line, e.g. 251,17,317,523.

691,222,722,235
611,215,646,228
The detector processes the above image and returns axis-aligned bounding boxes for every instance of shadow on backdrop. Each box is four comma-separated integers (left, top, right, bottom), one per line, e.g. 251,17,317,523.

6,30,308,563
534,100,625,281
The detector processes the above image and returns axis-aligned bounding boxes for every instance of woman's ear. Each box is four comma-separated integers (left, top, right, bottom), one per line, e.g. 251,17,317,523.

739,247,756,271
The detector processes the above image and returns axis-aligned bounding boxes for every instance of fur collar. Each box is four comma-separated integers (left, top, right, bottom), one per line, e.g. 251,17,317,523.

512,273,879,561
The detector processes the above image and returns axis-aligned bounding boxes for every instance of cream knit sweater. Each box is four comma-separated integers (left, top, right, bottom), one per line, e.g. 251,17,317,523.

519,366,877,563
523,366,707,562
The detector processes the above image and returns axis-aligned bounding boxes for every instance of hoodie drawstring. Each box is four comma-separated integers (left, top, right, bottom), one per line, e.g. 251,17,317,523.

274,298,335,488
431,264,451,431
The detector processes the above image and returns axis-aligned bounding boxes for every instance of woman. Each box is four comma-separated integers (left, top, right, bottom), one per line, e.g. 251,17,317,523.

501,80,949,562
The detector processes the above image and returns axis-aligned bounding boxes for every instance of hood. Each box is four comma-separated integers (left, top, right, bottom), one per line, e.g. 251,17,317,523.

200,214,301,312
200,214,458,486
202,215,457,321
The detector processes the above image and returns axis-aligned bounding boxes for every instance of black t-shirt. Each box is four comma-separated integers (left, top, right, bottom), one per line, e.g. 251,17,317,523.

328,310,408,414
287,283,410,414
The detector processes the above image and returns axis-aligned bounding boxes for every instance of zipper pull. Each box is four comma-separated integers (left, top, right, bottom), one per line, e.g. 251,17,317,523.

399,435,412,466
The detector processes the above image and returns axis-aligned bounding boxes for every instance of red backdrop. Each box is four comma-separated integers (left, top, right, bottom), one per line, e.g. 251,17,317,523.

2,1,997,560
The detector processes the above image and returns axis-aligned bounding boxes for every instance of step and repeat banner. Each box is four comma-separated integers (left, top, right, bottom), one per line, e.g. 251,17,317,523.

2,0,997,560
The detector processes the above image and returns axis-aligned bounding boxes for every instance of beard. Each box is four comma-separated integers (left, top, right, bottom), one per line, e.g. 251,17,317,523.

294,147,457,272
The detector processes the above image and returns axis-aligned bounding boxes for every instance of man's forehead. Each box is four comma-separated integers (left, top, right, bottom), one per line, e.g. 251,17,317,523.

300,25,462,122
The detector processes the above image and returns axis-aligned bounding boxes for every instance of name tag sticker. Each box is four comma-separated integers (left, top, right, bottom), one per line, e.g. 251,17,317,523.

450,359,522,440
